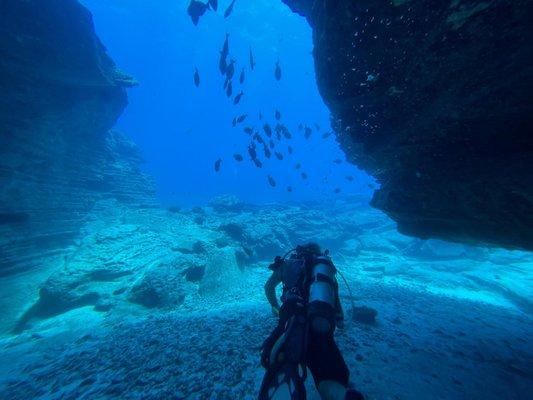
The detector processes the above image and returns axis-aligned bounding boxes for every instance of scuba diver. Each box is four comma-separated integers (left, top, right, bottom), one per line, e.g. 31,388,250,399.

259,243,364,400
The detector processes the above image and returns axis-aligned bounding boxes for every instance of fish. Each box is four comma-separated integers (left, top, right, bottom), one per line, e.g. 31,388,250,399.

223,78,229,90
281,125,291,139
346,175,354,182
263,123,272,137
233,91,244,105
222,33,230,56
304,126,312,139
254,134,265,145
275,109,281,120
233,154,243,162
333,158,343,164
288,145,293,154
315,123,321,130
208,0,218,11
321,131,332,139
275,61,282,81
268,175,277,187
253,158,263,168
249,48,256,70
232,117,237,127
259,112,263,120
295,163,301,170
248,144,257,160
224,0,237,18
276,131,281,141
263,144,271,158
243,127,254,135
219,54,227,75
226,60,235,80
226,80,233,97
187,0,208,26
194,67,200,87
239,68,245,84
334,188,342,194
287,186,293,193
269,140,275,149
298,124,303,131
301,172,308,180
236,114,248,123
214,158,222,172
274,152,284,160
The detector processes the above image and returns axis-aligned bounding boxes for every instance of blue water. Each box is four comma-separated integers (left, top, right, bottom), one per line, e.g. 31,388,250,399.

81,0,375,206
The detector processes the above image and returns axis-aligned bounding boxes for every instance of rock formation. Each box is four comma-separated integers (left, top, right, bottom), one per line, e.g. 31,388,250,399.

282,0,533,250
0,0,155,278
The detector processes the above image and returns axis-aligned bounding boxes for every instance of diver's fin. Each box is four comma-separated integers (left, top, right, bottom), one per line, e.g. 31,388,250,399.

258,362,306,400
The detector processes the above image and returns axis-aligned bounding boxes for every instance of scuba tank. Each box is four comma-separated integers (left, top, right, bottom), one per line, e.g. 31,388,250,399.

307,255,337,334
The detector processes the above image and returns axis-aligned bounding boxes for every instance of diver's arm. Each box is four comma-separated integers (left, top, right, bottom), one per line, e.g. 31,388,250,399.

264,268,282,313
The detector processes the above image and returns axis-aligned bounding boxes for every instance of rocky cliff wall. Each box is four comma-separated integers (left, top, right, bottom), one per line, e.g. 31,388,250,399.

282,0,533,250
0,0,155,277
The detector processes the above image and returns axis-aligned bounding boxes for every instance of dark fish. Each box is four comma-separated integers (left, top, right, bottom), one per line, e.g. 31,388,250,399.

222,33,230,56
223,78,229,90
298,124,303,131
239,68,245,84
346,176,354,182
295,163,301,170
276,131,281,141
334,188,342,194
208,0,218,11
188,0,208,26
274,152,284,160
194,67,200,87
234,91,244,105
214,158,222,172
224,0,237,18
233,154,243,162
269,140,275,149
267,175,277,187
244,127,254,135
232,117,237,127
304,126,312,139
263,144,271,158
274,61,282,81
263,123,272,137
301,172,308,180
281,125,291,139
249,48,256,70
253,158,263,168
226,80,233,97
219,54,227,75
248,144,257,160
275,109,281,120
237,114,248,123
321,131,332,139
226,60,235,80
315,123,321,130
259,112,263,120
333,158,343,164
288,145,293,154
254,134,265,145
287,186,293,193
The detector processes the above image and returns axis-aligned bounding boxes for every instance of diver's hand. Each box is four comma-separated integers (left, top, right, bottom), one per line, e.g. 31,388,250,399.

271,306,280,317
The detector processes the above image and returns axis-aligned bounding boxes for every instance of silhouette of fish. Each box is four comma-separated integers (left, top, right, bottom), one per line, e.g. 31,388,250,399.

194,67,200,87
219,55,227,75
345,175,354,182
259,112,263,120
239,68,245,84
254,134,265,145
295,163,301,170
274,152,284,160
237,114,248,123
268,175,277,187
208,0,218,11
226,80,233,97
248,144,257,160
226,60,235,80
249,48,256,70
334,188,341,194
253,158,263,168
275,61,282,81
244,127,254,135
263,144,271,158
304,126,312,139
301,172,308,180
269,140,275,149
288,145,293,154
214,158,222,172
315,123,321,130
233,91,244,105
280,124,291,139
263,123,272,137
222,33,230,56
321,131,332,139
232,117,237,127
233,154,243,162
287,186,293,193
275,109,281,120
276,131,281,141
298,124,303,131
188,0,208,26
223,78,229,90
333,158,343,164
224,0,237,18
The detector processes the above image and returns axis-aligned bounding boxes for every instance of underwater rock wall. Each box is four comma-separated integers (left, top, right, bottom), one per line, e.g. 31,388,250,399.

282,0,533,250
0,0,155,278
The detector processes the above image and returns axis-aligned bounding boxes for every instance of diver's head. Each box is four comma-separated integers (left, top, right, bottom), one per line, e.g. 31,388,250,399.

295,242,322,258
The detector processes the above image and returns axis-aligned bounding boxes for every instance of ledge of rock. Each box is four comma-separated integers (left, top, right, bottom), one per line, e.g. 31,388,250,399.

282,0,533,250
0,0,154,278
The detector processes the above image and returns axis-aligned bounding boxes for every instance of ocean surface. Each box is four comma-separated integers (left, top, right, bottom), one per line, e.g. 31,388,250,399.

0,1,531,400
